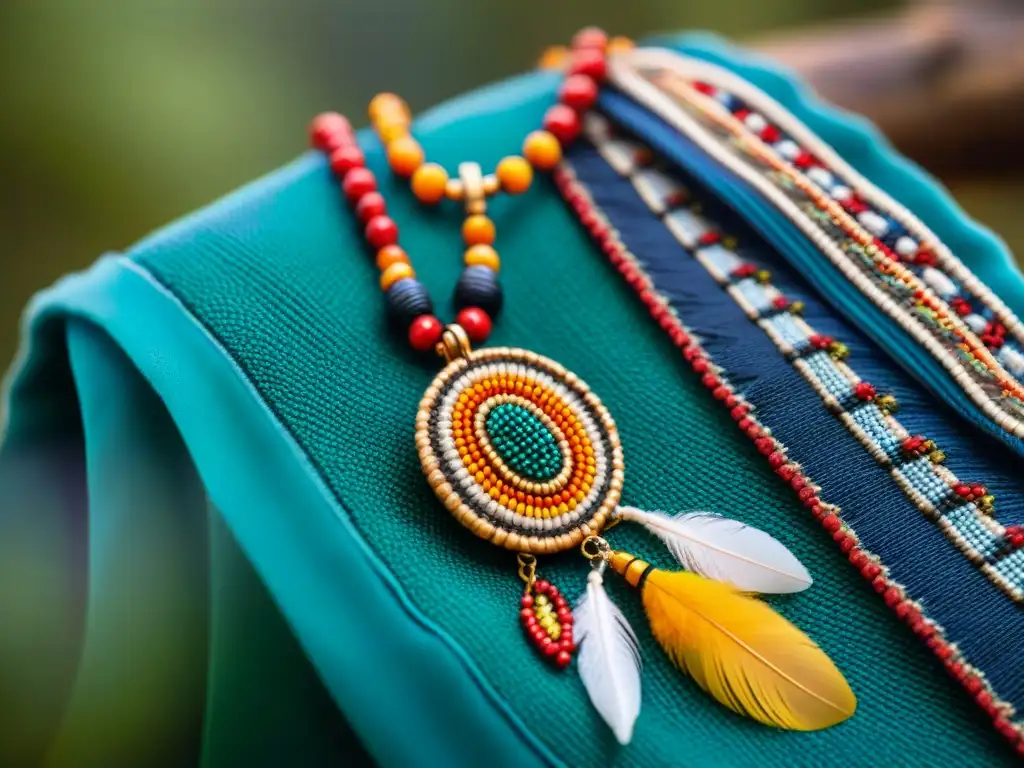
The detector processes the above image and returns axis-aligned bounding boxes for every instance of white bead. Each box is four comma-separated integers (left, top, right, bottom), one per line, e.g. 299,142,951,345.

830,185,853,201
775,139,801,160
922,266,957,297
744,112,768,133
806,166,834,189
895,236,918,256
965,314,988,334
858,211,890,238
999,345,1024,376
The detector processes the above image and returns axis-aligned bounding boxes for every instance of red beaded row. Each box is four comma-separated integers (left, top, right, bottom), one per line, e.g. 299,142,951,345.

553,164,1024,756
310,27,614,352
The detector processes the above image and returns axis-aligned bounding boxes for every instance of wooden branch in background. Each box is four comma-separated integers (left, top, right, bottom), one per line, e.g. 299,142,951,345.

754,0,1024,175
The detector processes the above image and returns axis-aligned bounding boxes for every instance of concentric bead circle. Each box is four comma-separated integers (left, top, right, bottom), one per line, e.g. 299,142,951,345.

416,347,624,553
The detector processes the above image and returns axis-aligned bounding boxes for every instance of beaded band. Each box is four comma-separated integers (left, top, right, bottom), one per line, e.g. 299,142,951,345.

642,51,1024,362
609,50,1024,439
581,112,1024,603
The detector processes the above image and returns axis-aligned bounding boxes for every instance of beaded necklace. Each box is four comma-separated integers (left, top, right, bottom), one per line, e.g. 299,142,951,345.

307,28,856,744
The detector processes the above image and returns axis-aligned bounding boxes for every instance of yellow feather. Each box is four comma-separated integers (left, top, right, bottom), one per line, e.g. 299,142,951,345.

611,552,856,731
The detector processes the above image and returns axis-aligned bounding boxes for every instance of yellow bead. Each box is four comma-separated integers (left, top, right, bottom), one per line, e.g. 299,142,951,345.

375,244,409,271
411,163,449,204
380,261,415,291
368,93,410,123
464,244,500,271
538,45,568,70
496,156,532,195
387,136,425,177
607,36,635,55
378,122,409,144
462,215,496,246
522,130,562,171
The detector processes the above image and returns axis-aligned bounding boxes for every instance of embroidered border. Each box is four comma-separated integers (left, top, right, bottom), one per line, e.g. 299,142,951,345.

583,113,1024,604
609,50,1024,440
628,50,1024,366
554,160,1024,756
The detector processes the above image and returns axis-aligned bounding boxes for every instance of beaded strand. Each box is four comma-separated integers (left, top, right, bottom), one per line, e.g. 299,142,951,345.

309,27,625,352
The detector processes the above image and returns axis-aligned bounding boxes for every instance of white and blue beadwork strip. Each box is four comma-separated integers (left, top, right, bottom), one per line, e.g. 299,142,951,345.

609,49,1024,441
583,113,1024,602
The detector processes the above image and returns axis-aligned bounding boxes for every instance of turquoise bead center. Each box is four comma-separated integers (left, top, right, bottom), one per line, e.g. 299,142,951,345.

485,403,563,482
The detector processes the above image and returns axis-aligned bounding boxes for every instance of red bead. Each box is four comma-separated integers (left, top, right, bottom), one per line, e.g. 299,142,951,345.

365,215,399,249
821,514,842,533
533,579,549,593
854,382,876,401
342,167,377,203
572,26,608,51
310,112,353,151
568,49,608,82
559,74,599,111
520,594,534,609
520,608,534,622
555,650,572,668
408,315,443,352
329,145,366,177
543,104,582,145
544,641,561,657
355,191,387,224
556,607,572,622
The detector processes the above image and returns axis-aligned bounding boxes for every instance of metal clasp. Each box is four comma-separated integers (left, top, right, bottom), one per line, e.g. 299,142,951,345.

436,324,473,362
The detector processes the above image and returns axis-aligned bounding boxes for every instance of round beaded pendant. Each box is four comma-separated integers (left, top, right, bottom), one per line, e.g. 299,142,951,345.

416,345,624,554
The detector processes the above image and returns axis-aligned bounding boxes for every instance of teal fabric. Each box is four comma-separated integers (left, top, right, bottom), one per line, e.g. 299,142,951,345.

1,35,1021,767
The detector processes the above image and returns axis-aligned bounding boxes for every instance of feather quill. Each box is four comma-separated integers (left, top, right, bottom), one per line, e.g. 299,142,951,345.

609,551,856,731
574,568,643,745
618,506,812,593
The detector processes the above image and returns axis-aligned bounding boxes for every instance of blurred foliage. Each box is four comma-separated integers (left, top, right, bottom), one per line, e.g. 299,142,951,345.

8,0,1024,371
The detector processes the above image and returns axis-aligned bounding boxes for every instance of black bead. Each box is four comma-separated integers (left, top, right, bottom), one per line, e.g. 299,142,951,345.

454,265,503,316
386,278,433,325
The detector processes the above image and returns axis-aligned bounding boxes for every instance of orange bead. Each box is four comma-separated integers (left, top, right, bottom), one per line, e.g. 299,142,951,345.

496,156,533,195
538,45,568,70
376,244,409,271
464,244,501,271
380,261,415,291
387,136,424,177
462,215,496,246
411,163,449,204
523,130,562,171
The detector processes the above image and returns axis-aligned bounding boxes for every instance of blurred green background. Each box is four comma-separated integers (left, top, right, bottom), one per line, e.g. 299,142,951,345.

4,0,1022,372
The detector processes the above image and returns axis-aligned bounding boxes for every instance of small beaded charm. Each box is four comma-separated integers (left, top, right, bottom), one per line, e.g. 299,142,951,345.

519,555,574,668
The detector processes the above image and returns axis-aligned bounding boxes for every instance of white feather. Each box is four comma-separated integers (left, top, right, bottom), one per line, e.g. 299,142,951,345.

574,569,643,745
618,507,812,594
